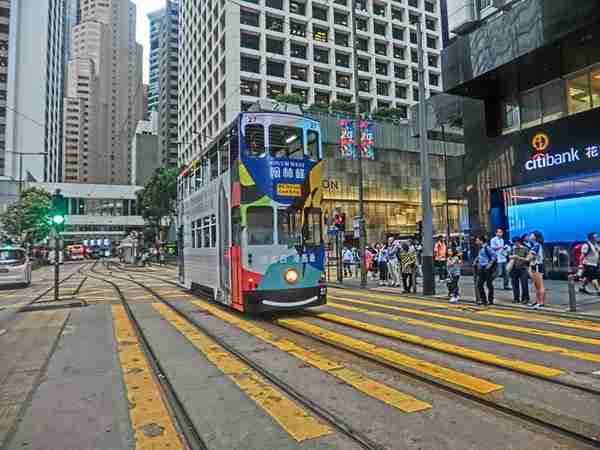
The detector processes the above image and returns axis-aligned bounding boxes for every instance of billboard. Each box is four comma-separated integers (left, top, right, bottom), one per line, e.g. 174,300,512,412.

339,119,375,160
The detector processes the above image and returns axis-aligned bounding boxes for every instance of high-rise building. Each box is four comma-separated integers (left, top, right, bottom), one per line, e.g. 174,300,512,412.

2,0,66,182
178,0,444,166
148,0,179,169
63,0,143,185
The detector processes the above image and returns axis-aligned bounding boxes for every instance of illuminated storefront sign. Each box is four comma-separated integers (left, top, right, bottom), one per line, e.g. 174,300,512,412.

524,132,600,171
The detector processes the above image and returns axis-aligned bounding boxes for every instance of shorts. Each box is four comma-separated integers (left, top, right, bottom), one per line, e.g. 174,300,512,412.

582,265,600,281
530,263,544,274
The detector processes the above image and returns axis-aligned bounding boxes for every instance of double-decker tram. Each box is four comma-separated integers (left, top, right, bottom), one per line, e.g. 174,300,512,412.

178,101,326,313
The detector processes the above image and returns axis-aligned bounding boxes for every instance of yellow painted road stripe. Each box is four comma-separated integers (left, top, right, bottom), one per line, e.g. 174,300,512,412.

111,305,185,450
329,301,600,364
329,287,471,310
314,311,563,378
476,310,600,333
152,303,331,442
330,295,600,347
192,300,430,413
274,317,502,395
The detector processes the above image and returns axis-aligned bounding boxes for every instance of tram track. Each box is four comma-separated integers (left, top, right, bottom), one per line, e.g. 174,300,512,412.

106,262,600,448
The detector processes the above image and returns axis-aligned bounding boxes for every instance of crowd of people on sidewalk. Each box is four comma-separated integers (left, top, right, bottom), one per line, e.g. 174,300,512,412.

339,227,600,309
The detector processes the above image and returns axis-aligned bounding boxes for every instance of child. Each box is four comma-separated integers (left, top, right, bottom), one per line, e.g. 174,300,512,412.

446,248,462,303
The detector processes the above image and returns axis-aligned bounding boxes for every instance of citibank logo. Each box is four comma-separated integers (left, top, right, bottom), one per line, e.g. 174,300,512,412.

525,133,581,171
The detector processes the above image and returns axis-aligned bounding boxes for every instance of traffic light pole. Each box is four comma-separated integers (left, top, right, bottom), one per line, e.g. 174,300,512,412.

417,21,435,295
53,228,60,301
351,0,367,289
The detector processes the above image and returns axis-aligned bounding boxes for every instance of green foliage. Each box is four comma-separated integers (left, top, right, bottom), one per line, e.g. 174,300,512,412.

0,187,52,243
308,102,330,113
330,100,355,113
136,167,178,239
372,107,407,122
274,94,305,105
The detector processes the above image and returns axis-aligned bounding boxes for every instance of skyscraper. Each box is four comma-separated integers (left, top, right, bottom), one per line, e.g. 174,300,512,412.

2,0,67,182
148,0,179,169
63,0,143,185
178,0,444,166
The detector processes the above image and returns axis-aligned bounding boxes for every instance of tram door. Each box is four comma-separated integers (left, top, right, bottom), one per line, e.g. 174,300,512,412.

230,207,244,310
218,185,231,303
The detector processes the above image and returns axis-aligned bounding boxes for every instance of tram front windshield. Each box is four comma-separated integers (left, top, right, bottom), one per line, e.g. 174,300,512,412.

270,125,304,159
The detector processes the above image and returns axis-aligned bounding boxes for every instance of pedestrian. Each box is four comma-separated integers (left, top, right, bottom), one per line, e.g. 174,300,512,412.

491,228,510,290
508,236,530,304
474,235,497,305
527,231,546,309
434,236,447,281
159,248,166,266
446,248,462,303
377,243,389,285
386,237,401,287
579,232,600,296
366,246,375,279
342,246,354,278
399,243,417,293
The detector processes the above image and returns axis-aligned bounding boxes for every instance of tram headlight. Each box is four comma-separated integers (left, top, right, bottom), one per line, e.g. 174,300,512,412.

284,268,299,285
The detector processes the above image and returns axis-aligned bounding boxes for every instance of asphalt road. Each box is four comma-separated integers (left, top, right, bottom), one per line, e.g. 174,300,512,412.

1,261,599,450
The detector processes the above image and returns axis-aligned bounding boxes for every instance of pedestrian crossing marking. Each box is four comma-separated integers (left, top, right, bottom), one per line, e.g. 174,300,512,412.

274,317,503,395
315,310,564,378
329,295,600,347
193,300,431,413
329,287,470,310
111,305,185,450
328,299,600,364
152,303,332,442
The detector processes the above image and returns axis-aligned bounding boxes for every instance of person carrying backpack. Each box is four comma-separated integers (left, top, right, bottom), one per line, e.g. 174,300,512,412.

579,232,600,296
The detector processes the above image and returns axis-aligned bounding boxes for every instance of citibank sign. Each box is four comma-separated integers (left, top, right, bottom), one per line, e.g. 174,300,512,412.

525,133,600,171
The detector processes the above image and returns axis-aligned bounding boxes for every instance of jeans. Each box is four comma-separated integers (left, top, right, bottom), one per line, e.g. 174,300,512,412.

495,262,510,289
510,267,529,303
477,267,495,303
387,259,401,285
379,262,388,282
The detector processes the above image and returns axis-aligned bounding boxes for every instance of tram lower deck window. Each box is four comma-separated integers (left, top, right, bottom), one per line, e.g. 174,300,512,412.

247,206,274,245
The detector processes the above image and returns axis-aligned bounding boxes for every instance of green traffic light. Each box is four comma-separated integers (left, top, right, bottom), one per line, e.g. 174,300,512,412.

52,215,65,225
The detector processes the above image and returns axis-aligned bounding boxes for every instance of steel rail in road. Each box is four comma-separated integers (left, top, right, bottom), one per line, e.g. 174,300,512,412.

99,262,386,450
109,263,600,447
83,263,209,450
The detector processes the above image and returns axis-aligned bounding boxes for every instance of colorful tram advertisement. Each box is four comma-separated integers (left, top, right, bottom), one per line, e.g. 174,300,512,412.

178,102,326,313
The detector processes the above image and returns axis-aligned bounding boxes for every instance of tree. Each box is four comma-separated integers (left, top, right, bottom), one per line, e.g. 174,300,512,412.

330,100,355,114
274,94,305,105
372,107,407,122
0,187,52,243
136,167,178,242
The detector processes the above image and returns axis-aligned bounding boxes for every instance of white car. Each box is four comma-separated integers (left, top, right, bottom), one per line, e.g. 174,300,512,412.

0,246,32,287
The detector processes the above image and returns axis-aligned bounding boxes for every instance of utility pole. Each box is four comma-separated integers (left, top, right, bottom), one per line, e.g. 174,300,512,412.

417,21,435,295
351,0,367,288
442,123,451,241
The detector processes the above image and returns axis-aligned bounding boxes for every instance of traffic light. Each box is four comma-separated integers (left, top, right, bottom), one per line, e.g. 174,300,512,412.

50,190,67,232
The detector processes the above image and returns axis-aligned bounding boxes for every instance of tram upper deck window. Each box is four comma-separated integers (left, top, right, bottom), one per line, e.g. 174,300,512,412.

307,130,320,160
278,208,302,246
247,206,274,245
304,208,323,246
244,124,265,157
269,125,304,159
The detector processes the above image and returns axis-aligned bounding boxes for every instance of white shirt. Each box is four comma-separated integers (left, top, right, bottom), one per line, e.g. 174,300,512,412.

490,236,507,263
582,241,600,267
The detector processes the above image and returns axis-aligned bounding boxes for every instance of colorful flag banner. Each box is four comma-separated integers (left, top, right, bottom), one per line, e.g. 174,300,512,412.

338,119,375,160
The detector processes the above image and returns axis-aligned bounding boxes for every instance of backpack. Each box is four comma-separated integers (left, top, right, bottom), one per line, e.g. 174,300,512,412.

575,242,594,266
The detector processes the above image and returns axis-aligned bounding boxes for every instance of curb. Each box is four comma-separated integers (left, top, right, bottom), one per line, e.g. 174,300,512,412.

327,282,600,324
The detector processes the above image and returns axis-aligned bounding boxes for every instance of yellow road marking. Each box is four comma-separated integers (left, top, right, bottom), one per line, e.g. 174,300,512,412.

111,305,184,450
192,300,430,413
314,311,563,378
152,303,331,441
476,310,600,333
328,301,600,364
274,317,502,395
330,295,600,347
329,287,471,310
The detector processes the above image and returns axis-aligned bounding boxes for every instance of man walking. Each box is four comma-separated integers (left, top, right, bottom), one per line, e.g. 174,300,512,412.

491,228,510,290
475,236,497,305
579,232,600,296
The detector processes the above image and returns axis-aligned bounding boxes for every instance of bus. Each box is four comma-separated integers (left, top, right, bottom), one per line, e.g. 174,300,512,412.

66,244,85,261
179,101,326,313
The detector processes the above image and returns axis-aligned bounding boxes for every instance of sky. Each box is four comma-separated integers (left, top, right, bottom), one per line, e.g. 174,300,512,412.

132,0,166,84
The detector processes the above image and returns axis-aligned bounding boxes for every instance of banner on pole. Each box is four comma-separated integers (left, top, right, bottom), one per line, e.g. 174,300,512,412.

338,119,376,160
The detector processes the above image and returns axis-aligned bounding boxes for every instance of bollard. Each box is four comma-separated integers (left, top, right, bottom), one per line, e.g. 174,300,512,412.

568,275,577,312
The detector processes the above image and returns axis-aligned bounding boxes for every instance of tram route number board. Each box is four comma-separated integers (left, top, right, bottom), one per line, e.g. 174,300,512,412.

277,183,303,197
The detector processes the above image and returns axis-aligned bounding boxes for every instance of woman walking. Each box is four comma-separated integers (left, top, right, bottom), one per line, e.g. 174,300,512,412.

527,231,545,309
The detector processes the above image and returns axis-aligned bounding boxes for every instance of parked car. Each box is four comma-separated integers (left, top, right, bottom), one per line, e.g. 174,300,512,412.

0,245,32,287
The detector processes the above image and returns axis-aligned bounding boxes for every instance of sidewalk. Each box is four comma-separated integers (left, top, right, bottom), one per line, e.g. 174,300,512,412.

328,270,600,318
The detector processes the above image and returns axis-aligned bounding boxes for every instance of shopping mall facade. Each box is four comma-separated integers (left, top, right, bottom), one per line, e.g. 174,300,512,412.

443,0,600,274
311,112,465,244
